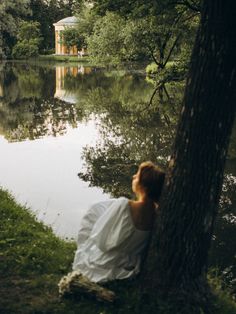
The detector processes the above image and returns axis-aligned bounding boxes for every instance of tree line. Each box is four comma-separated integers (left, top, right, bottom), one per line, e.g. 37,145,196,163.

1,0,200,74
62,1,200,78
0,0,81,59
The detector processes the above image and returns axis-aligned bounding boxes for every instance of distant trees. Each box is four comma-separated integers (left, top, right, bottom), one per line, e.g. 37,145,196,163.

12,21,42,59
0,0,82,58
29,0,82,52
0,0,200,64
0,0,31,58
70,0,200,78
87,12,128,64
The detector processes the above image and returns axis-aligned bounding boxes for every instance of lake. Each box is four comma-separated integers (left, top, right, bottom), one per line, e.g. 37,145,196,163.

0,61,235,285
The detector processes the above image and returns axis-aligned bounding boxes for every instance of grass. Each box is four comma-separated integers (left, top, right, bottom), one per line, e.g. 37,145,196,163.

0,188,235,314
38,54,90,63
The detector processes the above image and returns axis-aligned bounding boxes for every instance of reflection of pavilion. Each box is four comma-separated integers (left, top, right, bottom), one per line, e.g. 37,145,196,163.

54,66,91,103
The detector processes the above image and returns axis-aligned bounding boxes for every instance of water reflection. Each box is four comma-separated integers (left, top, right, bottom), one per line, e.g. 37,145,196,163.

54,65,92,103
0,63,93,141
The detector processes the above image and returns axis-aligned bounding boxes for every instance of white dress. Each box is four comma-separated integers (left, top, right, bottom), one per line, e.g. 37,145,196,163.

72,197,150,283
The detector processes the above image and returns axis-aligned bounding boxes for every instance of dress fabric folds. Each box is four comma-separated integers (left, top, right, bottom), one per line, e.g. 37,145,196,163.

72,197,150,283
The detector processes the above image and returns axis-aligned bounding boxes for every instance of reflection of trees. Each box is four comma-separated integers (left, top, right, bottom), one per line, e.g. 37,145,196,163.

78,81,185,197
79,142,138,198
0,63,80,141
0,97,79,142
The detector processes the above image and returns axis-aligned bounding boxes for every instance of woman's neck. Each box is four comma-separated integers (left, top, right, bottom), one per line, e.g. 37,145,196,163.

136,193,153,205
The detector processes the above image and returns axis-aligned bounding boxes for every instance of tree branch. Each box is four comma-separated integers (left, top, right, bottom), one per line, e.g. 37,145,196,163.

148,46,162,67
139,82,164,113
163,33,182,67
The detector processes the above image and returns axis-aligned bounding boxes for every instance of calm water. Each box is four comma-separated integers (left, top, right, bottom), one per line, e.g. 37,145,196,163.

0,61,235,285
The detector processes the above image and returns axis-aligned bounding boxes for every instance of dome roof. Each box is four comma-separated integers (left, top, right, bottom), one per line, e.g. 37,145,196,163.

55,16,78,25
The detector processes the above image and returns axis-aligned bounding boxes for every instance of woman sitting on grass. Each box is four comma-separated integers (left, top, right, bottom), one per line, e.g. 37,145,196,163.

72,161,165,283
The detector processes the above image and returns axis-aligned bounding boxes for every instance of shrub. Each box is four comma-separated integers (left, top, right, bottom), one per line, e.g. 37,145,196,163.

146,62,158,75
12,40,39,59
12,21,42,60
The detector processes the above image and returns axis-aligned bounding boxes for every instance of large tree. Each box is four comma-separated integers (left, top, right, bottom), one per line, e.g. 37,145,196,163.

143,0,236,307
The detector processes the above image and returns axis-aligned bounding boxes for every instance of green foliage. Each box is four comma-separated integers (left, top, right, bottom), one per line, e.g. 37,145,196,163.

12,40,39,59
72,2,200,69
17,21,41,42
92,0,201,18
29,0,83,51
61,27,84,50
12,21,42,59
0,0,31,58
92,0,161,17
75,5,98,39
87,12,127,64
146,62,158,75
85,12,148,64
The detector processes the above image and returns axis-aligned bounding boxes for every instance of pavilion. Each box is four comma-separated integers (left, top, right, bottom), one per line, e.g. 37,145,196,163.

53,16,85,56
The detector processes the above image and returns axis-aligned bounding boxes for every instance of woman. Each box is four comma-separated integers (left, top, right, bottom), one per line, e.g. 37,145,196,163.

72,161,165,283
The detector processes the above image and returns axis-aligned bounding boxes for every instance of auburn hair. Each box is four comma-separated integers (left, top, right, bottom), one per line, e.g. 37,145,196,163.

138,161,165,203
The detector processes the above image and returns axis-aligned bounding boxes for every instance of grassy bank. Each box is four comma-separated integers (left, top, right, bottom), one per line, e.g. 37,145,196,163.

0,188,235,314
38,55,90,63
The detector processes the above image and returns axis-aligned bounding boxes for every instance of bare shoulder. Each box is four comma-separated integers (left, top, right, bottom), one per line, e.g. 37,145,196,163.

127,200,139,225
127,200,154,231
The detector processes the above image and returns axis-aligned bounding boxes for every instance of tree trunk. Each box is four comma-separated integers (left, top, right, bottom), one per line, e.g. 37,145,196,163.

144,0,236,299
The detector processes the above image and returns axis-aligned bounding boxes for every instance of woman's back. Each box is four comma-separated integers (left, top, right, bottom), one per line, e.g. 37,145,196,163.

128,200,155,231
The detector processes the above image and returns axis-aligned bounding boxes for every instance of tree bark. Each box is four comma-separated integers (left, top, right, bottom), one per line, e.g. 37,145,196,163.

144,0,236,299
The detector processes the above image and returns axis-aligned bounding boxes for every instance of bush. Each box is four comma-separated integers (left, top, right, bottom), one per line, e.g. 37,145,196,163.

146,61,188,82
163,61,188,81
41,48,55,55
11,21,42,60
146,62,158,75
12,41,39,59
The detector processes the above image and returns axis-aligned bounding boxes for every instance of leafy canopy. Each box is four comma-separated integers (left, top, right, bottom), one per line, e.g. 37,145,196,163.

12,21,42,59
0,0,31,58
